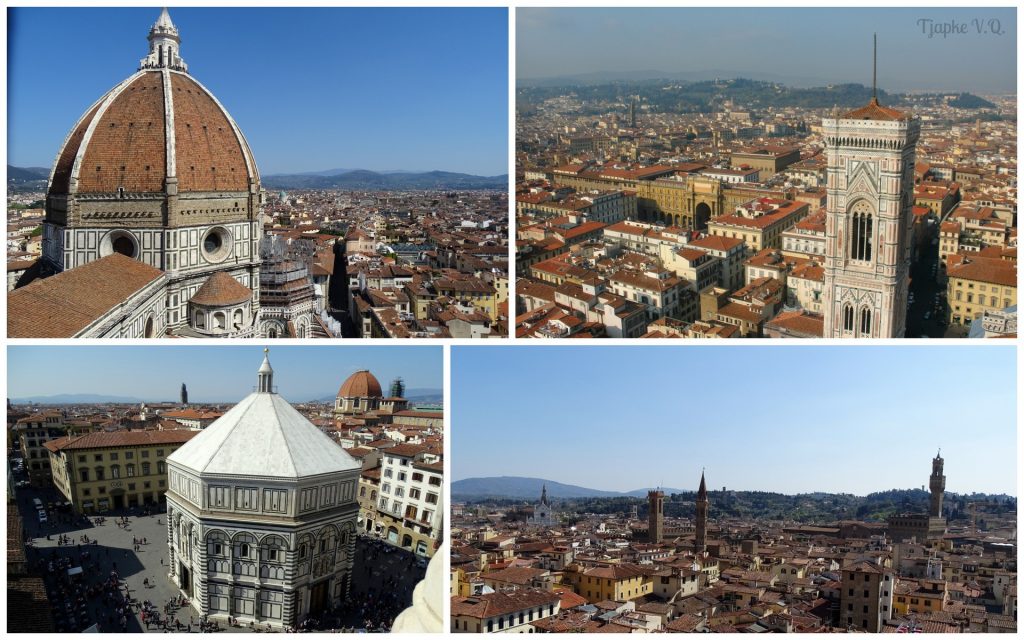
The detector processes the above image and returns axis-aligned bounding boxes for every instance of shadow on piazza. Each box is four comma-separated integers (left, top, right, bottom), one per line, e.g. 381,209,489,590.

7,345,445,633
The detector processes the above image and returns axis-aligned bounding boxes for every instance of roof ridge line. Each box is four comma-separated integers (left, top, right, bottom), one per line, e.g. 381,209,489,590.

271,393,299,477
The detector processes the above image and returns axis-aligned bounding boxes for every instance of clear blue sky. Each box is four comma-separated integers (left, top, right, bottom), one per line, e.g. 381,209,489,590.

518,7,1016,93
453,346,1017,496
8,345,442,404
7,7,508,175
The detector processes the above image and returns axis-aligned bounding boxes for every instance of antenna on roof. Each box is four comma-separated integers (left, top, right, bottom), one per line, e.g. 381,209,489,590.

872,33,878,102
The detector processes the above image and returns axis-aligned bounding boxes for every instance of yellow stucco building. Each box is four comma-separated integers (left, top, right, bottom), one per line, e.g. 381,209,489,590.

45,430,198,513
567,564,652,603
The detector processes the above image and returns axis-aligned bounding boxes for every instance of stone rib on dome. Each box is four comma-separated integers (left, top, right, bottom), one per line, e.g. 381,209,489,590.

337,370,383,398
166,392,360,479
189,272,252,307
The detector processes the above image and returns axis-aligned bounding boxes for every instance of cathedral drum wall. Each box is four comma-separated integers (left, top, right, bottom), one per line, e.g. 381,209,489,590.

169,192,256,228
164,220,258,276
69,196,167,228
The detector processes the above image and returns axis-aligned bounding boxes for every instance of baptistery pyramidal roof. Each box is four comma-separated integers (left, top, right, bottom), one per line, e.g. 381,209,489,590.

167,350,360,479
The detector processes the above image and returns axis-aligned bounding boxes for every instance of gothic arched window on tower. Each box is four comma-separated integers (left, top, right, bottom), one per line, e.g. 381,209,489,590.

843,304,854,333
849,203,874,262
860,307,872,336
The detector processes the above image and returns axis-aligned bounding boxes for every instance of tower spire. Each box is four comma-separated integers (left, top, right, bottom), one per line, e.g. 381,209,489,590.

140,8,188,72
695,470,708,555
872,33,877,103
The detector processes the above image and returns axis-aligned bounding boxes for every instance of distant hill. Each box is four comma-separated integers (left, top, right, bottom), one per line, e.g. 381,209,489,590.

518,69,835,89
7,165,49,192
263,169,507,191
6,165,507,192
518,79,903,114
11,393,145,405
458,481,1017,524
452,476,685,500
7,165,49,180
947,93,997,109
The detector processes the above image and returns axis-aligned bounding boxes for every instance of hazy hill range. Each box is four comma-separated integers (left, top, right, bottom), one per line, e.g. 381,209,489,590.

516,77,1003,117
262,169,507,191
453,476,684,499
456,477,1016,524
7,165,49,191
6,165,507,192
11,393,145,405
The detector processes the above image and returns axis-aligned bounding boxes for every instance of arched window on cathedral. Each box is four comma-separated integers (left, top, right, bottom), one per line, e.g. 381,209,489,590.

842,304,854,333
195,312,205,329
214,312,226,330
849,202,873,262
233,308,243,330
860,307,872,336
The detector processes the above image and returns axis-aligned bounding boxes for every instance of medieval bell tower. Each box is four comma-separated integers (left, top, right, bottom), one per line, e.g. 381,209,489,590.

821,36,919,338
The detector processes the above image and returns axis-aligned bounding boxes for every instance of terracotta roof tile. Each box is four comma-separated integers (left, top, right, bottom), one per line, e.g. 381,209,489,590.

44,429,198,452
189,271,252,306
8,254,164,338
841,98,910,122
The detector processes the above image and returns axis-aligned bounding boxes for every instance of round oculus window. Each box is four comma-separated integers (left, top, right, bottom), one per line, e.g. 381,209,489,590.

201,227,233,263
113,236,135,257
100,230,139,259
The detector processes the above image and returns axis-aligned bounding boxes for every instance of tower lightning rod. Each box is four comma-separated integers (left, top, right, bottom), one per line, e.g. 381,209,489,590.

873,33,877,101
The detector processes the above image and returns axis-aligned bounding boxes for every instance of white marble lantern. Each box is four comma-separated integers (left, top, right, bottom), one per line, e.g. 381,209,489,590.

165,350,361,628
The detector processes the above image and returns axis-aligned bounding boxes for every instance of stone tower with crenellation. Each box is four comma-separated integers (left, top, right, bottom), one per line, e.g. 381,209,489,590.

929,451,945,518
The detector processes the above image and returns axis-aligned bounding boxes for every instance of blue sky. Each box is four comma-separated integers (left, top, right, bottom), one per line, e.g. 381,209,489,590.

8,345,442,403
518,7,1016,93
453,346,1017,496
7,7,508,175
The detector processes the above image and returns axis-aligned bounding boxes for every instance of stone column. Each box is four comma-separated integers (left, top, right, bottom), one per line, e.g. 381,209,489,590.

195,526,208,616
226,538,235,619
167,508,177,580
342,524,356,600
282,586,297,629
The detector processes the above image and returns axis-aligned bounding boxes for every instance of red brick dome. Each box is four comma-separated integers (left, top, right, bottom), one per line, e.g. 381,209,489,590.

48,11,258,197
337,370,383,399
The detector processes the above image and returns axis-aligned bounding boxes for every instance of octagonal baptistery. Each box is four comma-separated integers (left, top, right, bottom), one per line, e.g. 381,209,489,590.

42,9,263,336
165,352,361,628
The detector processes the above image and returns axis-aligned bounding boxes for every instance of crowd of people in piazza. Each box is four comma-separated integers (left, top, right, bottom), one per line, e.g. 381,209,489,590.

24,501,429,633
288,535,427,633
31,542,146,632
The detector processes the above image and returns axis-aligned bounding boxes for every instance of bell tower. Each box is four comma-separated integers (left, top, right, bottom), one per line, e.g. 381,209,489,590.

695,471,708,555
929,450,945,518
647,490,664,543
822,35,919,338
